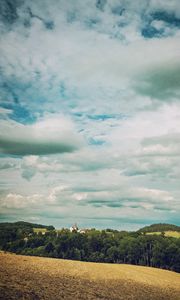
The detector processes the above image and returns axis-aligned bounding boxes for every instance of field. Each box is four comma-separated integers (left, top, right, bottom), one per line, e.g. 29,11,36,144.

146,231,180,238
33,228,47,234
0,252,180,300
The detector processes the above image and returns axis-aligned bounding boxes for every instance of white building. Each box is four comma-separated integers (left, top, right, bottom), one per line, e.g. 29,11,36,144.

70,223,78,232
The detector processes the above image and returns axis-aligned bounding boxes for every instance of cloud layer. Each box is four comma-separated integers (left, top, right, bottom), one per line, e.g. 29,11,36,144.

0,116,82,155
0,0,180,229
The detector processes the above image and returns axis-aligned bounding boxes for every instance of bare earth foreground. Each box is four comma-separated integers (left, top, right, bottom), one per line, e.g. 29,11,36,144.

0,252,180,300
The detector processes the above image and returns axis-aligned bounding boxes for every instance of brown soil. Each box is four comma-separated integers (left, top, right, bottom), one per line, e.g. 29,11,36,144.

0,252,180,300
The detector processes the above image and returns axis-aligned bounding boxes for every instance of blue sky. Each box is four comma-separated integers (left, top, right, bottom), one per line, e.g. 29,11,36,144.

0,0,180,230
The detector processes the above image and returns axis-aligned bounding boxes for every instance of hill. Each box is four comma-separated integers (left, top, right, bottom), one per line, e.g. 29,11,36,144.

0,252,180,300
0,221,55,231
138,223,180,233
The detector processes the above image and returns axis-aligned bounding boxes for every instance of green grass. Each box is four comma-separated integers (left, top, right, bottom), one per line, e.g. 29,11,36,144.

33,228,47,234
146,231,180,238
164,231,180,238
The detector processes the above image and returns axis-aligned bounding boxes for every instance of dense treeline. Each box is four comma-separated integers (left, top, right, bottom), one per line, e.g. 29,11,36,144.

0,222,179,273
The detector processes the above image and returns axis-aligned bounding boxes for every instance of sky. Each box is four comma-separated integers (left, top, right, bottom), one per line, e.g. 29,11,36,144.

0,0,180,230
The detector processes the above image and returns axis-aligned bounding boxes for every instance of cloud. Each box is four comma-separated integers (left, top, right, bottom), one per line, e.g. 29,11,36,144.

135,63,180,99
0,1,180,229
74,185,176,210
0,0,180,118
20,146,118,181
0,192,43,209
0,115,83,155
0,161,16,170
0,107,12,116
142,132,180,150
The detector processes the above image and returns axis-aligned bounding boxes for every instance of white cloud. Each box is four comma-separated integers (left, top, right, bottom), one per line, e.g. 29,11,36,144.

0,115,83,155
149,0,180,17
47,185,68,203
0,193,43,209
1,0,180,117
0,107,12,116
0,0,180,228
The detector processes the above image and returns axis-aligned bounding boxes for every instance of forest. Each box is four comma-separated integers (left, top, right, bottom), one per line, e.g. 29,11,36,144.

0,222,179,273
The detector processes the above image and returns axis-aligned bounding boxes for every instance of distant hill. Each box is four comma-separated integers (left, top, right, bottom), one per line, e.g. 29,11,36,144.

138,223,180,233
0,221,55,231
1,221,179,233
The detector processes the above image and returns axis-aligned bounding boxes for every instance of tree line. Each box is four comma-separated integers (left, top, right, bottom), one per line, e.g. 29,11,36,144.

0,222,179,273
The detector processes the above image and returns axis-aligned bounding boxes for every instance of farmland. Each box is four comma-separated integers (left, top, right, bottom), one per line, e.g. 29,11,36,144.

33,228,48,234
0,252,180,300
146,231,180,238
